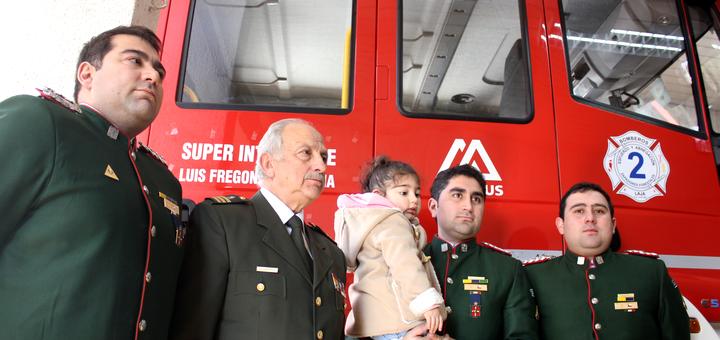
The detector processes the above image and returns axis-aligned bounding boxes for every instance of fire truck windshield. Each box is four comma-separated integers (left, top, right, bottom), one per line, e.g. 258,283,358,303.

400,0,532,122
178,0,354,112
560,0,712,133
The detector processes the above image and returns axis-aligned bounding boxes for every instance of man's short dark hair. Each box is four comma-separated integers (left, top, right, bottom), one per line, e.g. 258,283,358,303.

559,182,614,219
430,164,486,201
73,25,161,101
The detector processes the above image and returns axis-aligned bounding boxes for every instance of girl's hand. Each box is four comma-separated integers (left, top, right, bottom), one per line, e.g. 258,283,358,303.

423,306,443,334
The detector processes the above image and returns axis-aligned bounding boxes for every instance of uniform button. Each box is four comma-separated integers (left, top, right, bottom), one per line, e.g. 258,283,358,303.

256,283,265,292
145,272,152,283
151,225,157,237
451,254,459,260
143,185,149,195
315,297,322,306
131,151,137,160
447,277,454,284
138,319,147,331
588,274,596,280
316,330,324,339
591,297,598,304
594,323,602,330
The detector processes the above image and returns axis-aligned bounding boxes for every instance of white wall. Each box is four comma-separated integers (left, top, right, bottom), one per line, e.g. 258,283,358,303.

0,0,164,101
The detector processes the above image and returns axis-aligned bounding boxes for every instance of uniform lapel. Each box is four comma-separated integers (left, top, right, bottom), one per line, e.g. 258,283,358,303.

308,229,333,289
252,192,312,284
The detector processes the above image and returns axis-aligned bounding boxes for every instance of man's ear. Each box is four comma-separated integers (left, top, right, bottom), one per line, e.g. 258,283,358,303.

428,197,439,218
259,153,275,179
611,217,617,234
555,217,565,235
77,62,96,91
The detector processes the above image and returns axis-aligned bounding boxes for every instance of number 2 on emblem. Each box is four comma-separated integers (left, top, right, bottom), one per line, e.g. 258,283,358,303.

628,152,646,179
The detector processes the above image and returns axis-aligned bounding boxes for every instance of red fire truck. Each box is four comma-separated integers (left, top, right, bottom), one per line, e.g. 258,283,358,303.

142,0,720,333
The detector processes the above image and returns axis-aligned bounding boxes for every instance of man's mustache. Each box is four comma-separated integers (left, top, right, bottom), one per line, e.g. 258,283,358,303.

304,172,325,183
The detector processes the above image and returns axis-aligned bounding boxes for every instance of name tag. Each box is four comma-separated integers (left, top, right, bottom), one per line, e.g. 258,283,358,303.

464,284,488,292
159,192,180,215
256,266,279,273
614,302,638,310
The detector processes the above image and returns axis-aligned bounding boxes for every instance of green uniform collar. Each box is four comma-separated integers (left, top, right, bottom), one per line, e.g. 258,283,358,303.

429,236,478,255
562,248,615,271
80,104,134,147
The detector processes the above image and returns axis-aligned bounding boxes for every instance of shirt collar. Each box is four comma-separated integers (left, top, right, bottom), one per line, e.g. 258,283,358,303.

260,187,304,224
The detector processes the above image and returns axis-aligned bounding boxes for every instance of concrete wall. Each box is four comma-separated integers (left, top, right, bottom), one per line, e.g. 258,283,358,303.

0,0,165,101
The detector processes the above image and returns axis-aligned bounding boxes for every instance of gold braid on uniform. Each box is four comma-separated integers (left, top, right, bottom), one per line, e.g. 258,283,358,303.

623,249,660,259
206,195,249,204
479,242,512,256
522,255,553,266
138,142,168,167
37,87,82,114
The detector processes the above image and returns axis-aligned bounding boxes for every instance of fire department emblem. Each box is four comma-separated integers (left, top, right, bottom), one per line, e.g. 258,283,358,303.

603,131,670,203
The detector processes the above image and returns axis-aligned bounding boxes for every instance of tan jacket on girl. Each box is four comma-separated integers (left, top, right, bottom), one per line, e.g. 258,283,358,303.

334,193,446,337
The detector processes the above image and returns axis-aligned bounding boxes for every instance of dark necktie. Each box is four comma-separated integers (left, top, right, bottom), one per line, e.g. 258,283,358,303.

287,215,313,275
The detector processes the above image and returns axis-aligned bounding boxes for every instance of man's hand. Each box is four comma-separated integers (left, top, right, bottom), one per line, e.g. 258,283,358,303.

423,306,443,334
402,324,455,340
403,324,428,339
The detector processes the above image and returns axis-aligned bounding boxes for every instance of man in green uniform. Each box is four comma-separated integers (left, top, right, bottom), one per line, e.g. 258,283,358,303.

0,26,183,340
525,182,689,340
171,118,347,340
423,165,538,340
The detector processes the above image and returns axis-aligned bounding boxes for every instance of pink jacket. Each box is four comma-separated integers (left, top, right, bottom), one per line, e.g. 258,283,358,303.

334,193,445,337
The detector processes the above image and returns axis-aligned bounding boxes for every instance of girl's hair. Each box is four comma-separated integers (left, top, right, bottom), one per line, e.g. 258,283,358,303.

360,156,420,193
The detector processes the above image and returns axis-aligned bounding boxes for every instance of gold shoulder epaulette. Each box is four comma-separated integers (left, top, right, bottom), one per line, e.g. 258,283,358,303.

36,87,81,114
523,255,553,266
138,142,168,167
623,249,660,259
480,241,512,256
206,195,248,204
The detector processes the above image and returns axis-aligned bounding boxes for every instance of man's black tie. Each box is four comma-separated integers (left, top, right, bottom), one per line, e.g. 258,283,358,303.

287,215,313,276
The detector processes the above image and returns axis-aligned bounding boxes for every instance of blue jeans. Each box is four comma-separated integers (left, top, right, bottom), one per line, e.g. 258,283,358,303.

372,331,408,340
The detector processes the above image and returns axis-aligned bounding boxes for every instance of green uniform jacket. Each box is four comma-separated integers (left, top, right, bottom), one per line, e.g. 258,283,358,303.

0,94,184,340
170,192,347,340
525,250,690,340
424,237,538,340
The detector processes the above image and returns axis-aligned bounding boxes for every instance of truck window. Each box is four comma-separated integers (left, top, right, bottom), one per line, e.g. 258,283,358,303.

178,0,354,112
691,7,720,134
561,0,702,133
399,0,532,121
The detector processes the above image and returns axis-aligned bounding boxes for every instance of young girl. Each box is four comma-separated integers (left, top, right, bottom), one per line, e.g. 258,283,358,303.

334,156,445,340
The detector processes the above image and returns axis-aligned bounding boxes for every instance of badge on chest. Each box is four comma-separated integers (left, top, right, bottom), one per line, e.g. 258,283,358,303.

159,192,185,247
463,276,488,318
331,272,346,300
615,293,639,312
